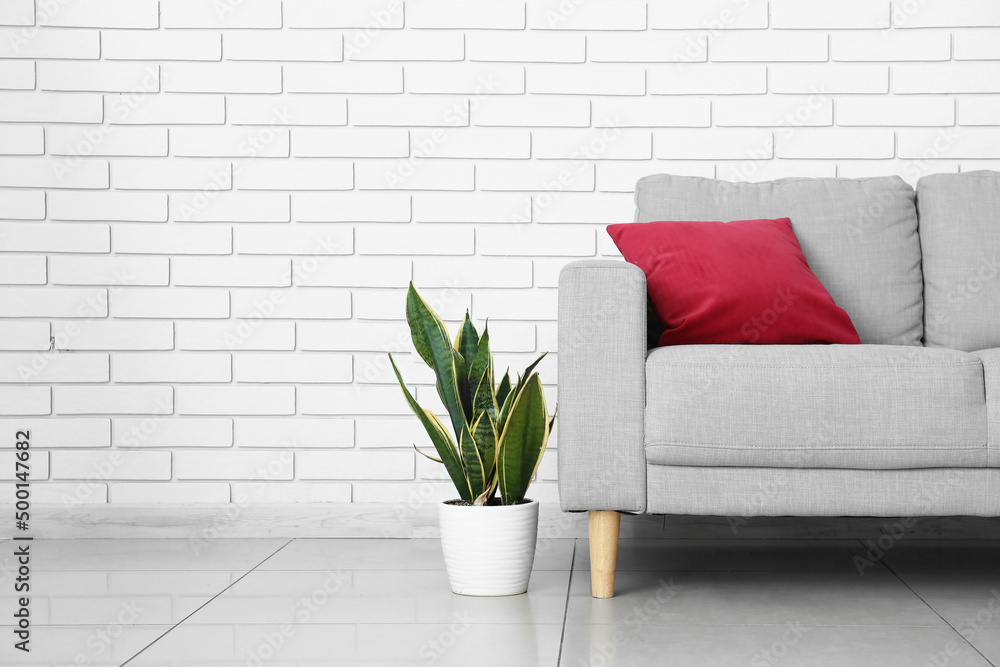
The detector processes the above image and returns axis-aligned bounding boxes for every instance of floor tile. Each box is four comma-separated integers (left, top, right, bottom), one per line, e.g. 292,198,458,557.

567,568,946,627
182,569,570,625
259,538,574,571
880,540,1000,574
560,623,993,667
0,624,170,665
893,572,1000,632
574,538,874,573
968,629,1000,664
28,538,289,571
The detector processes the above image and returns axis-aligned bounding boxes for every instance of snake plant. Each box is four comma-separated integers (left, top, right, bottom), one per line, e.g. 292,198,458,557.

389,283,555,506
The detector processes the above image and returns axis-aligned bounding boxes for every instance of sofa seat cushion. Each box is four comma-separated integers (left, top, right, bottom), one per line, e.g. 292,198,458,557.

645,344,987,469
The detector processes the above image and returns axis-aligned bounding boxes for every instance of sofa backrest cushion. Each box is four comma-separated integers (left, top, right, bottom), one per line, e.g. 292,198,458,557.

634,174,923,346
918,171,1000,351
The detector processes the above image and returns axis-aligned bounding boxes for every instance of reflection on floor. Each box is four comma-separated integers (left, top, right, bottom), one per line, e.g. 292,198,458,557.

1,536,999,666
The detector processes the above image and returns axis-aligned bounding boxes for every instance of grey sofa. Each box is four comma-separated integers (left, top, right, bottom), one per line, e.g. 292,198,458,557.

557,171,1000,598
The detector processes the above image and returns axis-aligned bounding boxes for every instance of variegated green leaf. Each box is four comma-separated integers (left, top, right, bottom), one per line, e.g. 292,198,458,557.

459,422,486,501
454,311,480,375
473,366,499,425
471,410,498,481
498,373,550,506
496,371,512,409
467,325,492,386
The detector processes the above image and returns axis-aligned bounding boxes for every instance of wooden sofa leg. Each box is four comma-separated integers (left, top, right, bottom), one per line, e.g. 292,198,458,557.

589,510,621,598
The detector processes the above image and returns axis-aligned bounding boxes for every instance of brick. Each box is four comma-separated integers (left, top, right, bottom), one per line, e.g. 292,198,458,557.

232,482,350,503
413,257,532,288
106,94,225,125
832,30,951,61
355,286,471,319
355,351,434,384
298,451,412,480
235,417,353,447
299,385,411,415
838,96,955,126
346,30,463,61
6,481,106,502
46,0,157,28
526,64,645,95
532,257,574,288
408,0,524,28
176,451,294,480
0,418,109,447
48,192,168,222
224,32,343,61
49,256,169,286
0,125,42,154
176,386,295,416
355,223,473,255
648,0,768,29
234,353,352,383
114,158,230,190
531,192,637,223
588,33,707,63
771,0,890,28
103,30,222,61
0,223,108,252
161,63,281,93
778,128,895,159
114,225,231,255
114,353,231,383
296,192,411,222
352,482,454,503
291,129,403,159
0,28,99,58
595,160,715,192
412,192,532,223
160,0,281,28
477,225,595,256
899,128,1000,159
114,417,232,447
284,0,404,28
714,96,833,127
54,386,172,416
355,417,434,448
960,97,1000,126
0,387,49,415
356,159,474,191
0,92,102,122
297,321,409,351
228,95,347,126
474,96,589,127
648,64,767,95
894,0,1000,28
351,95,468,127
0,322,49,351
0,255,45,284
0,288,106,317
0,157,108,189
710,32,828,62
771,64,889,94
0,451,47,480
293,257,411,287
54,321,174,351
0,191,43,220
232,288,351,319
38,62,159,93
0,61,33,89
0,353,107,383
418,127,530,159
406,63,524,94
533,129,652,160
50,451,170,480
171,127,289,158
0,0,32,25
234,224,353,255
527,0,645,30
113,483,230,503
955,30,1000,60
895,63,1000,94
477,161,594,191
173,257,290,287
111,288,230,319
716,159,838,183
175,321,294,351
170,192,290,223
235,160,354,191
284,63,402,93
472,289,558,321
48,126,167,158
467,31,584,63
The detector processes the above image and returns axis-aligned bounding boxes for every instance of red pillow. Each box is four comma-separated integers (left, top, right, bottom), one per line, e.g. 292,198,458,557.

607,218,861,346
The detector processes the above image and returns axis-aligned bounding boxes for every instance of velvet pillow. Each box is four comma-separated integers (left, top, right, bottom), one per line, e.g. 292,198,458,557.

607,218,861,346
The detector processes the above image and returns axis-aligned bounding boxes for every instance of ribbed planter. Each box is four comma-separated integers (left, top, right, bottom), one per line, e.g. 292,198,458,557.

438,499,539,596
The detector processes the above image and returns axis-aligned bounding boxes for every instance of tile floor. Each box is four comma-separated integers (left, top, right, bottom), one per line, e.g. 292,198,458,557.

1,536,999,665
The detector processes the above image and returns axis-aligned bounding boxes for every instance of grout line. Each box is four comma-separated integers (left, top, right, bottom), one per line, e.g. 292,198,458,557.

555,537,577,667
118,538,296,666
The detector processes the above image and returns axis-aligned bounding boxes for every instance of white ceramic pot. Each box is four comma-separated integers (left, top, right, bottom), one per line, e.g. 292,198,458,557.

438,499,539,596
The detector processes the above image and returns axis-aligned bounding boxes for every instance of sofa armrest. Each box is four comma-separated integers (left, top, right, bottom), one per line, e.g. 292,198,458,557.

557,260,647,512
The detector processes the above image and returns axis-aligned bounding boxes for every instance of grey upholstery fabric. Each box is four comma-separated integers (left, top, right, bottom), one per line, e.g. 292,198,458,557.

647,465,1000,517
972,348,1000,468
645,344,988,469
635,174,923,346
917,171,1000,351
558,260,647,512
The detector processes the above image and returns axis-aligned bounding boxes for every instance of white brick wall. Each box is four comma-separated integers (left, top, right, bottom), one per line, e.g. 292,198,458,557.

1,0,999,509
